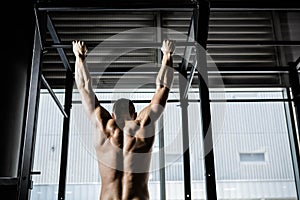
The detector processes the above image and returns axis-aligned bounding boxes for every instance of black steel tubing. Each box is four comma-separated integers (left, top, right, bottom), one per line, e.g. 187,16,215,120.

46,14,73,72
208,40,300,47
45,41,197,49
73,98,292,104
45,40,300,50
288,61,300,197
286,88,300,199
196,44,218,200
57,69,74,200
35,0,197,12
181,8,198,100
41,74,68,118
211,8,300,11
18,28,43,200
38,7,194,12
210,0,300,11
155,11,166,200
34,7,45,51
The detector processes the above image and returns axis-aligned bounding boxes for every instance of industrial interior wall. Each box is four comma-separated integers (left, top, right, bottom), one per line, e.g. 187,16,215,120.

0,1,35,199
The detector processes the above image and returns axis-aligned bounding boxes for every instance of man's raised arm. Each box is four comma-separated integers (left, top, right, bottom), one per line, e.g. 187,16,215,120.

72,40,111,126
137,39,175,124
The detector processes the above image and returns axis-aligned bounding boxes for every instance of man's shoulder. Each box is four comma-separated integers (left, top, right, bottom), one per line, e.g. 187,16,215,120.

106,119,117,128
98,118,116,132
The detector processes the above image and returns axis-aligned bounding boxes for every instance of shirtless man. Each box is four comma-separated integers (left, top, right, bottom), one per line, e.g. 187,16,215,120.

72,39,175,200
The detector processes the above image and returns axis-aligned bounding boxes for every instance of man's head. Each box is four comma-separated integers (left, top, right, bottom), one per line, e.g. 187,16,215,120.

112,98,136,120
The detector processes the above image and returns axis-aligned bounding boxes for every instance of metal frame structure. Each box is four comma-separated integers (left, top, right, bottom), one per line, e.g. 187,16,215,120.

19,1,300,200
288,57,300,197
18,27,43,200
20,1,214,200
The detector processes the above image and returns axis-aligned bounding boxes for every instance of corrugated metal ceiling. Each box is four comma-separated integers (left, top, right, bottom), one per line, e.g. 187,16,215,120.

41,10,283,89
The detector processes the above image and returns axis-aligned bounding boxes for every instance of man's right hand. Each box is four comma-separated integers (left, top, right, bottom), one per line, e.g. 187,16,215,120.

72,40,88,59
160,39,175,55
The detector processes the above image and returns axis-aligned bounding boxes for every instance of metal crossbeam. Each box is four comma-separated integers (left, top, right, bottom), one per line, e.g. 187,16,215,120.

208,40,300,46
41,74,68,118
294,56,300,71
38,7,194,12
36,0,197,12
45,41,196,49
46,14,72,72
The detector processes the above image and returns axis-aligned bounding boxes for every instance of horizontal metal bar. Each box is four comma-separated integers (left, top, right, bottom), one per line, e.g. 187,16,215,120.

87,65,180,74
45,41,300,49
73,99,197,104
45,66,291,77
72,99,180,104
208,66,290,73
30,171,41,175
38,7,194,12
0,177,19,185
38,6,300,12
85,66,292,77
45,41,196,49
41,74,68,118
207,40,300,47
72,98,293,104
211,98,292,102
35,1,198,12
209,0,300,11
211,7,300,11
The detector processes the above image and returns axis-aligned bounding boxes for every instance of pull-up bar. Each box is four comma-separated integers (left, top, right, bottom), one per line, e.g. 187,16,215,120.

45,40,300,50
45,41,198,49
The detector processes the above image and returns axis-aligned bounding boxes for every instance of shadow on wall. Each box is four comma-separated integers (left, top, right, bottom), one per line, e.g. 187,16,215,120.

0,1,36,200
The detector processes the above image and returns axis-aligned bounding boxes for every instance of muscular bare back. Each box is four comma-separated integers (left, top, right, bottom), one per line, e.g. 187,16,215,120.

95,117,155,200
72,39,175,200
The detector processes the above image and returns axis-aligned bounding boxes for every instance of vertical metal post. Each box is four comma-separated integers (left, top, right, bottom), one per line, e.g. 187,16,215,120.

196,44,217,200
178,65,192,200
195,1,218,199
285,88,300,199
57,69,74,200
43,8,75,200
288,59,300,198
289,58,300,137
158,116,166,200
155,11,166,200
18,27,43,200
176,3,204,200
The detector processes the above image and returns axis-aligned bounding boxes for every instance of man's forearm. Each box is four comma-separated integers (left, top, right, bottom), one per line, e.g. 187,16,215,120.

75,57,93,93
156,53,174,90
74,56,99,120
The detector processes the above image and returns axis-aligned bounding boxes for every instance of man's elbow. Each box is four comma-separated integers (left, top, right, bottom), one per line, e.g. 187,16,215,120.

157,86,170,94
75,77,85,90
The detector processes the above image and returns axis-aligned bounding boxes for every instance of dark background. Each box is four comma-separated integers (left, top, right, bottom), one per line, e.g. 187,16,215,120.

0,0,299,199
